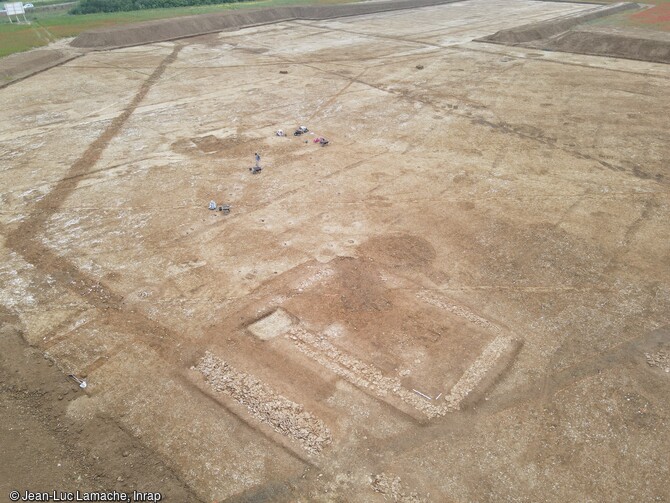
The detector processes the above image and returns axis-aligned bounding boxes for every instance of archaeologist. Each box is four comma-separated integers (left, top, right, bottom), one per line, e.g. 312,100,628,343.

250,152,262,174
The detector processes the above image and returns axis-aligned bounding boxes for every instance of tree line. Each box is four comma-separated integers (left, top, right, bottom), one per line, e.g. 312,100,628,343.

71,0,249,15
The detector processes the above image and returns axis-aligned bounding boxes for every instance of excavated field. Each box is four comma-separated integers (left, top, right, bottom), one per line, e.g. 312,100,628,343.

479,2,670,64
1,0,669,501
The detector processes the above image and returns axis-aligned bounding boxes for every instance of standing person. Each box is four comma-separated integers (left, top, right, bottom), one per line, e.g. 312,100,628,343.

255,152,261,169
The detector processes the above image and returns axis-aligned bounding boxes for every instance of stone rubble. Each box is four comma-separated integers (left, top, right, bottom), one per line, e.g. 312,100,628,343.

443,335,515,410
371,473,427,503
194,351,332,454
644,350,670,373
288,326,516,416
288,327,453,418
417,290,503,335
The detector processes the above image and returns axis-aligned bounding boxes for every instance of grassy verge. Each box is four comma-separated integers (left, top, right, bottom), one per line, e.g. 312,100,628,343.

0,0,354,58
0,23,50,57
587,0,670,32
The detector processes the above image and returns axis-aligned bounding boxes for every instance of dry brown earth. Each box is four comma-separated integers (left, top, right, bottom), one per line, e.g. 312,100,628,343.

480,2,670,64
1,0,669,501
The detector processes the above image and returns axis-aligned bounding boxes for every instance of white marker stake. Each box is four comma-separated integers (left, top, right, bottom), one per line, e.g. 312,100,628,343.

413,389,432,400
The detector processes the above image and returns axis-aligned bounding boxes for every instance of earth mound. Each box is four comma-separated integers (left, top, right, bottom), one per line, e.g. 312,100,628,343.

538,25,670,64
71,0,462,50
479,2,639,45
477,2,670,64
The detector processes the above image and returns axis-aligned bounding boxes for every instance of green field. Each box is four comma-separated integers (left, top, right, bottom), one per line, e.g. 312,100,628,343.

0,0,353,58
587,0,670,32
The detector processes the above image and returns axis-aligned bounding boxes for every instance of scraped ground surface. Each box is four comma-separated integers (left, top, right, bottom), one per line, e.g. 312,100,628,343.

1,0,669,501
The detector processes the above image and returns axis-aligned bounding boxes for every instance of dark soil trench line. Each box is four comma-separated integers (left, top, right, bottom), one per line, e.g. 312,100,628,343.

3,45,195,366
1,41,318,471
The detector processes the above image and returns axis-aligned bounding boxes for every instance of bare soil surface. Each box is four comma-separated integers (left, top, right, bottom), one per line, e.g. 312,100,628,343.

532,24,670,63
0,322,201,502
1,0,669,501
0,41,82,89
480,1,639,44
479,2,670,64
69,0,466,50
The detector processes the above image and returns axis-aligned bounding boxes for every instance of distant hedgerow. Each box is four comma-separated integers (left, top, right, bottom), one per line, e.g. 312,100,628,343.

70,0,249,15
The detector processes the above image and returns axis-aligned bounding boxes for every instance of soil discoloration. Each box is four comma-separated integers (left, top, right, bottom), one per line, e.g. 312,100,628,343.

360,234,437,269
1,0,668,500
